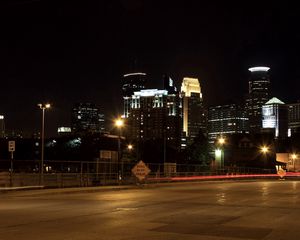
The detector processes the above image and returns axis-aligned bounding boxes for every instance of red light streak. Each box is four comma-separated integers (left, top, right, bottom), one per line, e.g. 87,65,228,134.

147,172,300,182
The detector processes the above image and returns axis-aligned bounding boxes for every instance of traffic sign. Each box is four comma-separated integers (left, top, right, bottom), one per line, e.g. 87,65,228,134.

8,141,15,152
131,161,151,181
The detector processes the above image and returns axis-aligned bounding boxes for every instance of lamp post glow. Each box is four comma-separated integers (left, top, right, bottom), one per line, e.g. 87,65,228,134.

218,137,225,145
292,154,297,171
38,103,51,186
260,145,269,168
115,118,124,182
215,149,222,158
216,136,226,168
127,144,133,150
115,119,124,128
260,146,269,154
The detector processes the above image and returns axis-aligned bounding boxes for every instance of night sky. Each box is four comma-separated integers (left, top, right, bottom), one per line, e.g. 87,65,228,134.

0,1,300,136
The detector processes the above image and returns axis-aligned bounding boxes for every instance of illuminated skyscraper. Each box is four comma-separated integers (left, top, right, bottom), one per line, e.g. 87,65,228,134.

262,97,288,138
287,101,300,135
122,72,146,118
208,104,249,144
128,89,181,143
71,103,105,134
181,77,206,141
246,66,271,133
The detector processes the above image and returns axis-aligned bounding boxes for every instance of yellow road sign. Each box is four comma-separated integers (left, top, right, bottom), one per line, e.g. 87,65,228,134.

131,161,151,181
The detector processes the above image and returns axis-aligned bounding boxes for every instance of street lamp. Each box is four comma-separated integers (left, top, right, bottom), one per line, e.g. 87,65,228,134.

216,136,226,168
260,145,269,154
127,144,133,151
218,137,225,145
114,118,124,182
38,103,51,186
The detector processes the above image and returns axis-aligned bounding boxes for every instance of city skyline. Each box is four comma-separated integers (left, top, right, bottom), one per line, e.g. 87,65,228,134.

0,1,299,136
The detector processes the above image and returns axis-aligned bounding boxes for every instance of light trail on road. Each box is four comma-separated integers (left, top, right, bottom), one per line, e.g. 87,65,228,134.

148,172,300,182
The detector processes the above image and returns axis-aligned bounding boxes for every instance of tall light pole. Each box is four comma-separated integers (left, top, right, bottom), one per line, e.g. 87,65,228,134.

217,136,225,168
115,118,124,182
38,103,51,186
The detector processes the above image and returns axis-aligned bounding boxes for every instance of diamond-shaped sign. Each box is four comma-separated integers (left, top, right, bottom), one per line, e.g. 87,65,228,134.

132,161,151,181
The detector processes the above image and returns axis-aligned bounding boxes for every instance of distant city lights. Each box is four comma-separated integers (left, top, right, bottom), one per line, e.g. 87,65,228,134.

58,127,72,133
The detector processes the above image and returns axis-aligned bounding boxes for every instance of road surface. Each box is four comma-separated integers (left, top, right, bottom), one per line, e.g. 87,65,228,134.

1,180,300,240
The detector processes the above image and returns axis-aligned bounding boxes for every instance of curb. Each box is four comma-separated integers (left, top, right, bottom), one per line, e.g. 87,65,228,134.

0,184,140,196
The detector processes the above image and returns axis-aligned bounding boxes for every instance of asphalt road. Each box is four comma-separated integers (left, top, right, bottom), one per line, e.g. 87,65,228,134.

1,180,300,240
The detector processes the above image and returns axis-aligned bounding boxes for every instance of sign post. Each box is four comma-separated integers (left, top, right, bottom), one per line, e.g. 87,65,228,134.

8,141,15,187
131,161,151,182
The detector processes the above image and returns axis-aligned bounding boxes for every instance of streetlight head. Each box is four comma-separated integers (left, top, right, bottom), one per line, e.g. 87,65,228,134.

115,118,124,128
38,103,51,109
128,144,133,150
261,146,269,154
218,137,225,145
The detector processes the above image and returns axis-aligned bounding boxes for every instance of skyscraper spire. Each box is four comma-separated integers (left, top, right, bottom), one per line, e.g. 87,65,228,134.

246,66,271,133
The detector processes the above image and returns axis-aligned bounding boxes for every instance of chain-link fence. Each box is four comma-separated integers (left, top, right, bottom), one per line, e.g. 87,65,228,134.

0,159,276,188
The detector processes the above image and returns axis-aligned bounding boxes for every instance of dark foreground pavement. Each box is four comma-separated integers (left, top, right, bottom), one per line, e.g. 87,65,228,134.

1,180,300,240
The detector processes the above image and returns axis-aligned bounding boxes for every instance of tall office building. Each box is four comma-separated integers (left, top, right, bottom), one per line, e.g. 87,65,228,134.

208,104,249,144
181,77,206,141
71,103,105,134
246,66,270,133
127,88,181,148
287,101,300,136
262,97,288,138
122,72,147,118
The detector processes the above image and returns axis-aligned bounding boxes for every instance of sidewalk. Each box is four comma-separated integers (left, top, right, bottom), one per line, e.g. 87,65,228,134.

0,184,140,196
0,180,228,196
0,186,44,192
